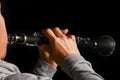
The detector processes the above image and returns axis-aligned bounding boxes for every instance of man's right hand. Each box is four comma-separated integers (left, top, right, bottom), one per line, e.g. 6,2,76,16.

41,27,80,65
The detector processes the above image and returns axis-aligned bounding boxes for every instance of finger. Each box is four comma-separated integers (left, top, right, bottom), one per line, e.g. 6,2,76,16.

41,28,68,35
61,28,69,35
42,28,56,41
52,27,64,37
68,35,76,41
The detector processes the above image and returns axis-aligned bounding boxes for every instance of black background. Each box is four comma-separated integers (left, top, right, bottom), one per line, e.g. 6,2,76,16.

1,0,120,80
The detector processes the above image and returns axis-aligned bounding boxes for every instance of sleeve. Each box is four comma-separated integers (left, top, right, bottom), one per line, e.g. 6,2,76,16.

60,54,105,80
0,59,57,80
33,58,57,79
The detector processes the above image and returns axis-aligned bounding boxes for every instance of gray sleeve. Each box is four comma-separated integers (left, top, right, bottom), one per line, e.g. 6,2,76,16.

0,59,56,80
60,54,105,80
33,58,57,78
0,60,20,79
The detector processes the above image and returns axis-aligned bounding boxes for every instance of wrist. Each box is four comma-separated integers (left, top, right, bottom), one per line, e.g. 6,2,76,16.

40,57,58,68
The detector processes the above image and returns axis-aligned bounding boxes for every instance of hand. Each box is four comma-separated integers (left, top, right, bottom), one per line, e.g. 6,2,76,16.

41,27,80,65
38,28,69,68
